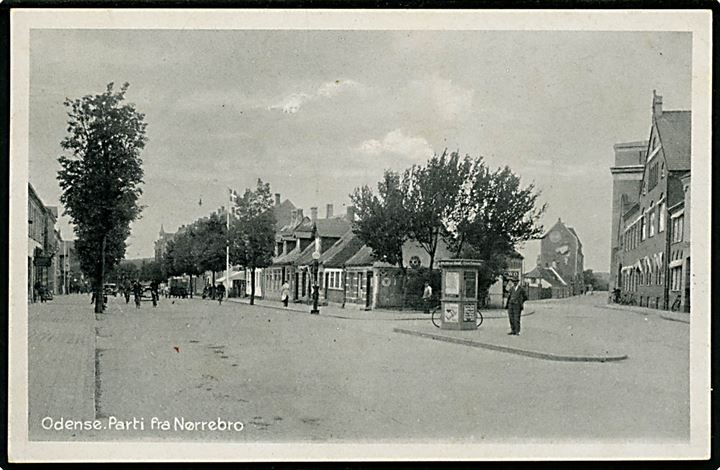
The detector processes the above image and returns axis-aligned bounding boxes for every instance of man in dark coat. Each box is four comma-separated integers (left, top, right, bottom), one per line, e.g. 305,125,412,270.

505,280,527,335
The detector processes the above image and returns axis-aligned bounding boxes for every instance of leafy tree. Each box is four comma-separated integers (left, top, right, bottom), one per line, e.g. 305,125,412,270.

163,224,202,297
404,150,473,270
350,170,412,271
139,260,164,282
229,179,276,305
57,82,146,313
108,261,139,284
194,212,227,289
446,164,546,294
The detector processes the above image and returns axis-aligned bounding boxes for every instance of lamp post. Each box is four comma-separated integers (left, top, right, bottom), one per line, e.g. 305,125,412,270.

310,250,320,314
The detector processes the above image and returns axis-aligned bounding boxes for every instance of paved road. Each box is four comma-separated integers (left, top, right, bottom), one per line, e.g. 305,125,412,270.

28,293,689,443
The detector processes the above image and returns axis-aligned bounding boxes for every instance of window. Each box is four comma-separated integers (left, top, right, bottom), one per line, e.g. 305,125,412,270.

648,163,659,190
326,269,344,289
641,213,647,241
672,215,684,243
671,267,682,291
649,207,656,237
660,162,665,179
659,200,666,232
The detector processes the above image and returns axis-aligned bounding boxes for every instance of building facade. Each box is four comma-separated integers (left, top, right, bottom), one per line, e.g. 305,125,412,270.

613,91,691,311
538,218,585,295
28,183,61,301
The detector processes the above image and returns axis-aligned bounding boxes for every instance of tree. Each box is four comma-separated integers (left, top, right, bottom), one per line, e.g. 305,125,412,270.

57,82,146,313
350,170,412,271
194,212,227,291
446,163,546,295
229,179,276,305
108,261,139,284
404,150,473,270
139,260,164,282
163,225,202,297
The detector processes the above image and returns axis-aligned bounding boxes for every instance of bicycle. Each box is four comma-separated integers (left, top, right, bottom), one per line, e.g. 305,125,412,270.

431,305,484,329
670,295,682,312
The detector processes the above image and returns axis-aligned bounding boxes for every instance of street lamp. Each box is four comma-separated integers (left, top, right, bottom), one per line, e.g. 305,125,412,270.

310,250,320,314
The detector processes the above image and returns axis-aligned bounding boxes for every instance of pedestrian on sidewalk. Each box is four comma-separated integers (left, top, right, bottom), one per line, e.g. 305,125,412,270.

422,281,433,313
216,282,226,305
281,281,290,308
505,280,527,335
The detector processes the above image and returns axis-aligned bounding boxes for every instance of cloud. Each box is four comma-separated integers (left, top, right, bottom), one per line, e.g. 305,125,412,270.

268,79,362,114
410,76,475,121
356,129,433,161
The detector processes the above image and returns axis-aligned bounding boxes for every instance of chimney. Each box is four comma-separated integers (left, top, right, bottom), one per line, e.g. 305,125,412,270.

653,90,663,117
346,206,356,221
274,193,281,206
297,208,304,220
290,209,297,226
311,207,318,222
326,204,334,219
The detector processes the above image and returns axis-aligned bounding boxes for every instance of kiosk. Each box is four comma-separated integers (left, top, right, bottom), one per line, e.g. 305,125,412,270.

438,259,483,330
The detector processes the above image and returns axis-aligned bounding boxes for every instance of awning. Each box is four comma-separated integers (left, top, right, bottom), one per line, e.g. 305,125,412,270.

216,271,246,283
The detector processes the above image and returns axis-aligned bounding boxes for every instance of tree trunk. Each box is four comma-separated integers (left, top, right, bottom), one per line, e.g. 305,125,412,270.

94,234,106,313
189,274,193,298
211,271,216,299
250,267,256,305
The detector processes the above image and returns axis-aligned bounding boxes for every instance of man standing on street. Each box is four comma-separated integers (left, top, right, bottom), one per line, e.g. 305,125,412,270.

216,282,226,306
422,281,433,314
505,279,527,335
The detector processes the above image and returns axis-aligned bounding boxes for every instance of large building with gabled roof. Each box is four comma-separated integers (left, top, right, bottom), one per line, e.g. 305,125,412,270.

611,91,691,311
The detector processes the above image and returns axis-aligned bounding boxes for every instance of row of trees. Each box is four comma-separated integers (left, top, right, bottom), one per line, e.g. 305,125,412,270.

160,179,276,304
350,150,546,295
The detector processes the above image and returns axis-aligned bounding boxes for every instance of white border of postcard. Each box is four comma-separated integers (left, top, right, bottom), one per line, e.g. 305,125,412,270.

8,8,712,462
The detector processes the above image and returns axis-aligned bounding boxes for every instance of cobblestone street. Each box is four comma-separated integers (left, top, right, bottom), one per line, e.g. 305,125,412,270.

28,293,689,443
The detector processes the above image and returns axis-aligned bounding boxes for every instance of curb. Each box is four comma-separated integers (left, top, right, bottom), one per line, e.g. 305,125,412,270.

392,328,628,363
594,304,690,324
658,314,690,324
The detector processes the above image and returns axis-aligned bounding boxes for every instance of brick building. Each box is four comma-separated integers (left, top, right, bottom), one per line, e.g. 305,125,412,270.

537,218,585,295
612,91,691,311
28,183,61,301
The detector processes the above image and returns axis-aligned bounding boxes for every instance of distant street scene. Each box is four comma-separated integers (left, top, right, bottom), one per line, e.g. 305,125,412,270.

20,23,699,452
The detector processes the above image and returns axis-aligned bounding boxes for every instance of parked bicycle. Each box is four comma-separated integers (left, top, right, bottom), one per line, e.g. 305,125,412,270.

431,304,484,329
670,295,682,312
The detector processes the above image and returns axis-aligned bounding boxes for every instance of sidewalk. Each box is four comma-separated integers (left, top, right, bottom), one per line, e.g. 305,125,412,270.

593,302,690,324
225,296,529,321
28,294,97,440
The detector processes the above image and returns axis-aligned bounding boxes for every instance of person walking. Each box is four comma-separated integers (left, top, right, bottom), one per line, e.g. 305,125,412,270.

132,280,142,309
216,282,226,306
123,279,132,304
281,281,290,308
422,281,433,314
150,279,160,308
505,280,527,335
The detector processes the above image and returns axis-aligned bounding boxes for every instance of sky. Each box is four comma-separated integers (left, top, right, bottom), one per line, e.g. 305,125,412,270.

28,29,692,271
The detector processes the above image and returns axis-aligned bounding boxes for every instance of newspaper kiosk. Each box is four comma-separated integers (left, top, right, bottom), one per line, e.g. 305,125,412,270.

438,259,483,330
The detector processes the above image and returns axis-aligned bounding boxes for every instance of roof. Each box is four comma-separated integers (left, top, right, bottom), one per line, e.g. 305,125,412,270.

655,111,691,172
525,266,568,287
272,246,304,266
319,231,365,268
344,244,377,267
291,242,317,266
272,199,296,230
314,217,351,238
